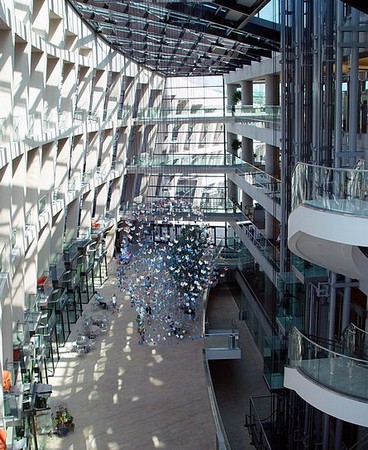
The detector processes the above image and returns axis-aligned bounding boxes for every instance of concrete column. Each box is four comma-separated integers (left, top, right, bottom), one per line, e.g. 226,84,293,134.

226,84,237,109
239,80,253,212
241,137,253,211
226,84,239,209
227,131,239,156
227,131,239,206
241,80,253,105
264,74,280,240
265,74,279,106
341,278,351,332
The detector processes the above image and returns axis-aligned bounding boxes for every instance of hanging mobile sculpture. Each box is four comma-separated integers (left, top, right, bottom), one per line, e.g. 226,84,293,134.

116,199,217,344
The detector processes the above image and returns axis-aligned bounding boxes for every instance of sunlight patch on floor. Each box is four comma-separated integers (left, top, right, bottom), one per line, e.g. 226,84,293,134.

149,376,164,386
152,435,166,448
123,344,131,352
88,389,99,401
151,349,163,363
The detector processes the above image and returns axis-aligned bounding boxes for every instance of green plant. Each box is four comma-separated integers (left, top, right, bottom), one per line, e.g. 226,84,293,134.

232,89,241,104
53,402,75,436
231,138,241,151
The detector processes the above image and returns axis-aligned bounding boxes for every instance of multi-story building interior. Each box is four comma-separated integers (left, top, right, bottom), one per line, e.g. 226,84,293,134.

1,0,368,448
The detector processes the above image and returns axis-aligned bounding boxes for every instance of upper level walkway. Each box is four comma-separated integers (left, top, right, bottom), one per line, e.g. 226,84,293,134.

133,105,281,129
126,153,247,175
126,153,281,218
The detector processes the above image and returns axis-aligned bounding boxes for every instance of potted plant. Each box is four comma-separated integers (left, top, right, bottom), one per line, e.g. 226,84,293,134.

53,402,75,437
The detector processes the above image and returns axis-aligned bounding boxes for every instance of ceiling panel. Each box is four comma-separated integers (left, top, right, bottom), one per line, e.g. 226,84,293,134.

69,0,280,76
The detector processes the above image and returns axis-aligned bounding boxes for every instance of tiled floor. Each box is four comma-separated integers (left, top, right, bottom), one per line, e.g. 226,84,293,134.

39,264,268,450
40,262,216,450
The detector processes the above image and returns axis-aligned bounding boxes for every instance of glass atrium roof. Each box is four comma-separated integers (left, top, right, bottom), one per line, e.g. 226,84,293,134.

69,0,280,77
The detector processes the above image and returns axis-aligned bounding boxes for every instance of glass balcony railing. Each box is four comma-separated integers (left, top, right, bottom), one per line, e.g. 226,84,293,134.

91,217,114,235
214,238,254,267
342,323,368,360
129,152,248,168
103,108,115,121
0,241,6,273
117,107,131,121
95,164,109,180
37,273,53,297
291,254,327,280
236,221,280,271
0,116,7,144
62,269,80,290
52,186,64,203
247,395,276,450
292,162,368,216
25,208,34,229
232,105,281,129
111,159,124,174
73,109,86,124
68,176,81,194
82,169,95,186
137,105,227,121
63,241,79,263
236,164,281,204
43,113,57,134
13,115,26,142
58,112,72,131
134,104,281,127
288,326,368,402
38,195,48,215
49,254,66,281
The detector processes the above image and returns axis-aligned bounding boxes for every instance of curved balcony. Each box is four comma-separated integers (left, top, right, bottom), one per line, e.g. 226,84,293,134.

288,162,368,280
284,327,368,427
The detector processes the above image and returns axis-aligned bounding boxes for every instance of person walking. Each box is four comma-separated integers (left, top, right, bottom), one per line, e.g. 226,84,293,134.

111,293,117,313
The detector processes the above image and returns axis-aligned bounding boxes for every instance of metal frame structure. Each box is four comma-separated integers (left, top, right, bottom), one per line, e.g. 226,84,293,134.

69,0,280,76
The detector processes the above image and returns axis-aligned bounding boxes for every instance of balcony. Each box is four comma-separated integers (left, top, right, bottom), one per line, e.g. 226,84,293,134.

0,240,10,273
94,164,109,185
49,254,66,284
52,186,64,215
38,195,50,229
24,311,42,337
230,220,280,286
205,330,241,360
81,169,95,188
66,175,81,203
63,241,79,264
0,242,10,301
227,165,281,220
110,160,124,178
37,273,53,296
25,208,37,249
62,270,80,291
288,162,368,280
91,216,115,237
58,111,72,132
284,326,368,427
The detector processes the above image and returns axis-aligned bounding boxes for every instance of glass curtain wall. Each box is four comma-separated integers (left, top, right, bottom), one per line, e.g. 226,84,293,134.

146,76,229,215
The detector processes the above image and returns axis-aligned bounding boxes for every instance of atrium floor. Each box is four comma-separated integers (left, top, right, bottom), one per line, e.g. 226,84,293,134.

39,262,268,450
